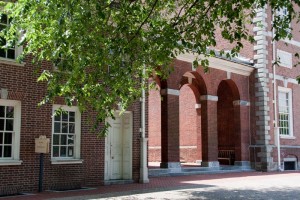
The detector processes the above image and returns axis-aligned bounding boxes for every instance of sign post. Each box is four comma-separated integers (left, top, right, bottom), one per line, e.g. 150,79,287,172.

35,135,50,192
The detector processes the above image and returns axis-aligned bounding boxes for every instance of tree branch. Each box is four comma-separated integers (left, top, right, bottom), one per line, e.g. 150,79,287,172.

128,0,158,44
172,0,201,28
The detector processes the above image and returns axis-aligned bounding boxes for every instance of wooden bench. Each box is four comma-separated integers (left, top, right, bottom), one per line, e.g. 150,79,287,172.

218,150,235,165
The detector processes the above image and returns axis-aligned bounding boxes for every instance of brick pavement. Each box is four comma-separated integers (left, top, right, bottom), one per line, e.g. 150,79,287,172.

1,171,298,200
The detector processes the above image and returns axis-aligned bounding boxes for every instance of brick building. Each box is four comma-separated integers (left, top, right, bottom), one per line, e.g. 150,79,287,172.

148,5,300,172
0,36,145,195
1,4,300,196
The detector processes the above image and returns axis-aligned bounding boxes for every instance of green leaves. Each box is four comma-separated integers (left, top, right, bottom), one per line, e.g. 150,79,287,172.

2,0,299,135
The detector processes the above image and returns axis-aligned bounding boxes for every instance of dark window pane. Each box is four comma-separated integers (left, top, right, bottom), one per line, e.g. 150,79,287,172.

53,134,59,145
62,123,68,133
69,112,75,122
53,146,59,157
68,146,74,157
0,49,6,58
4,132,12,144
54,122,60,133
62,112,68,121
0,146,2,157
61,134,67,145
0,106,4,117
4,146,11,157
6,106,14,118
60,146,66,157
0,14,7,24
69,123,75,133
54,113,61,121
7,49,15,59
0,132,3,144
0,119,4,131
5,119,13,131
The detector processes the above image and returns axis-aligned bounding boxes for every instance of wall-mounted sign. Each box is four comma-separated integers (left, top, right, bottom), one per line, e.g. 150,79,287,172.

35,135,50,154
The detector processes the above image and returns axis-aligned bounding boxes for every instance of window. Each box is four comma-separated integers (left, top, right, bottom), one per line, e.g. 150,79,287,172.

0,14,22,63
0,14,15,59
278,87,293,137
276,7,291,35
0,99,21,165
277,7,288,18
52,105,81,163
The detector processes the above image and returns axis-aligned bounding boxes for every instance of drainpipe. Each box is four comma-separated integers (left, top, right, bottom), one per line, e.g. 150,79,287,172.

140,66,149,183
272,12,282,171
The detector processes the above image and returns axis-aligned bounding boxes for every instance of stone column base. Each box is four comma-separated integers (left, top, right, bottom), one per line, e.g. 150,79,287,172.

202,161,220,168
160,162,182,173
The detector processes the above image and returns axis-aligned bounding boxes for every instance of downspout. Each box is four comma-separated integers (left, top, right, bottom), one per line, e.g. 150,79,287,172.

272,11,282,171
140,66,149,183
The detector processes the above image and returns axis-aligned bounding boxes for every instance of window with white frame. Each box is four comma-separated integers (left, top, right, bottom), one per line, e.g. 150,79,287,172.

52,105,81,161
278,87,293,137
276,7,291,34
0,14,22,61
0,99,21,164
0,14,15,59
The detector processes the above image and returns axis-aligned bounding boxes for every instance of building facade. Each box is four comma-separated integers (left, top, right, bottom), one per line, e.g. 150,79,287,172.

1,4,300,196
148,5,300,172
0,54,144,195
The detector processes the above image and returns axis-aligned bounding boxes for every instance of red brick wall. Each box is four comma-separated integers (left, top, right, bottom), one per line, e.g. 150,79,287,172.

0,56,142,194
148,87,161,162
179,85,199,162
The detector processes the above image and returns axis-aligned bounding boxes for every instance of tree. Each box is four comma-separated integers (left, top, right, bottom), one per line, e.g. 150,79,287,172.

0,0,297,135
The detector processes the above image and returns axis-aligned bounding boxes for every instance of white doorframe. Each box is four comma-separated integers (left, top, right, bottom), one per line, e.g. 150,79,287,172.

104,111,133,180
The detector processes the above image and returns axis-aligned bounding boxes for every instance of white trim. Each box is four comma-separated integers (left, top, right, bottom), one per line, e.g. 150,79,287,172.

280,135,296,140
167,89,180,96
233,100,250,106
160,89,180,96
0,160,22,166
179,146,197,149
51,159,83,165
278,87,293,137
283,157,297,162
148,146,161,149
176,53,255,76
195,104,201,109
272,74,298,85
51,105,81,161
0,58,25,67
0,99,21,163
267,31,300,47
200,95,218,101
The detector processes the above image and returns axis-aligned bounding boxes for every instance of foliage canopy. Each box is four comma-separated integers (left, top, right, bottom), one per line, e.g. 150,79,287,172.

0,0,298,135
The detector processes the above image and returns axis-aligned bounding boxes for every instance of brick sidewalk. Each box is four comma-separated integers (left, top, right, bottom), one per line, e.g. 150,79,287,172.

1,171,296,200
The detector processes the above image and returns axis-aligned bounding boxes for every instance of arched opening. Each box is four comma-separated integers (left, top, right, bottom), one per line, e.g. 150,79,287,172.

179,84,201,164
179,71,206,166
148,79,161,167
217,80,240,165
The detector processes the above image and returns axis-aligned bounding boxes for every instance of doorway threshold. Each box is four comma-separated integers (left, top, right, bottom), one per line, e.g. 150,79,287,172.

104,179,134,186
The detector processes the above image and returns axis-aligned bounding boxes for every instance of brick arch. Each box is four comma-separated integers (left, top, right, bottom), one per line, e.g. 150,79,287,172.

219,79,240,101
179,84,202,163
179,71,207,101
217,79,241,165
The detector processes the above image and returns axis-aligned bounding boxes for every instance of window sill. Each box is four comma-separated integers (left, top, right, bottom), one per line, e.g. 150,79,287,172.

0,57,25,67
0,160,23,166
51,159,83,165
280,135,296,140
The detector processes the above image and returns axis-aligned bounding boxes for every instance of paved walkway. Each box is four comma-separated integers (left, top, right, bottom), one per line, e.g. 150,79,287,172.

2,171,300,200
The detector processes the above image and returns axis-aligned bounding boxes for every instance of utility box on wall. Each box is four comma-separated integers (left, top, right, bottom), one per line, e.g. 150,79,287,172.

35,135,50,154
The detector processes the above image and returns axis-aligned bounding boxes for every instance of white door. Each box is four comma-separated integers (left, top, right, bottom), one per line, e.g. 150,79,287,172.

105,112,132,180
